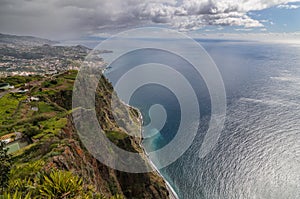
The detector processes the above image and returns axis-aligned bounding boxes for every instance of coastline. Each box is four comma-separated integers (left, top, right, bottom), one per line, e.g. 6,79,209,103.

140,143,179,199
105,69,179,198
115,94,179,199
136,108,179,199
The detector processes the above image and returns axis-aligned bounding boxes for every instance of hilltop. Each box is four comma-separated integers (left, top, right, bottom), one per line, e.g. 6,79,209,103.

0,33,58,46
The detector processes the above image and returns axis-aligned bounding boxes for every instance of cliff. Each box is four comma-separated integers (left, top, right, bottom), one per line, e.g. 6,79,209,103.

0,70,169,198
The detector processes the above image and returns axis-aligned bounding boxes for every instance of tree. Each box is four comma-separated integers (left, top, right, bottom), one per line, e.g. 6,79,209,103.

0,141,12,193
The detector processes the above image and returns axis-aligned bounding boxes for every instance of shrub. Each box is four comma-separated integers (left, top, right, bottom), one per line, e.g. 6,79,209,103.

0,141,12,193
7,178,34,194
0,190,31,199
37,170,83,198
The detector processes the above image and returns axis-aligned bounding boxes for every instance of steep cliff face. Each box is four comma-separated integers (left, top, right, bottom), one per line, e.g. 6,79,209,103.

46,117,168,199
3,71,169,198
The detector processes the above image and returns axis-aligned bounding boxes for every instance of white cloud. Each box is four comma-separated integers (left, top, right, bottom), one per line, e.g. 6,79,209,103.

235,28,254,31
0,0,299,39
260,19,269,23
212,13,264,28
187,31,300,44
277,4,300,9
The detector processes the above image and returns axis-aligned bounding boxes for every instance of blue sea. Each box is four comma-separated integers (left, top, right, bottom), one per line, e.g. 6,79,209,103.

104,39,300,199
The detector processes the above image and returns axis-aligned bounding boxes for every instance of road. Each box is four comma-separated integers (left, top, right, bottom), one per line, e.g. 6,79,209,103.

0,88,21,99
0,90,8,99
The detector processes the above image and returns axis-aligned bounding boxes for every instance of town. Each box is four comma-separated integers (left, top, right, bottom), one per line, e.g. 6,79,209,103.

0,43,89,77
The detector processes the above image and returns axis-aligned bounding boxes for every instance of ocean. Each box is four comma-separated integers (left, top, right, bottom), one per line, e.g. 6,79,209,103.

105,39,300,199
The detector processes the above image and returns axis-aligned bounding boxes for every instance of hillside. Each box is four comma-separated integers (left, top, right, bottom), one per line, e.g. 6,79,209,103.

0,33,58,46
0,71,169,198
0,33,95,77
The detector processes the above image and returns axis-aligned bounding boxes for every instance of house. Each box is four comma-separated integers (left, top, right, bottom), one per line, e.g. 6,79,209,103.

46,70,58,75
0,132,22,144
17,89,29,94
31,107,39,111
30,96,40,101
0,132,27,154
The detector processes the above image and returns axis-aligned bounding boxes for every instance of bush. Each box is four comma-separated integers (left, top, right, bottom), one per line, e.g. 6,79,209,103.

0,141,12,193
49,80,58,85
6,168,107,199
0,190,31,199
37,170,83,198
7,178,34,195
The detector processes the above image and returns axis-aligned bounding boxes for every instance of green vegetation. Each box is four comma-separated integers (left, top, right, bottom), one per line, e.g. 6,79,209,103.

0,75,42,88
0,141,12,194
42,79,63,88
106,131,128,141
62,70,78,80
38,102,54,113
9,160,44,182
3,169,122,199
0,94,25,127
0,72,109,198
38,170,83,198
0,190,31,199
0,71,168,199
39,117,67,135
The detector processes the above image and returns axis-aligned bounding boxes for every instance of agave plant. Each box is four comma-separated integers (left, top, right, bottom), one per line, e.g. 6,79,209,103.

7,178,35,194
38,170,83,198
110,194,124,199
0,191,31,199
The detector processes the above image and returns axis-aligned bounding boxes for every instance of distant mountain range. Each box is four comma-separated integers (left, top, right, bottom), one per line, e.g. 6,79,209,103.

0,33,58,46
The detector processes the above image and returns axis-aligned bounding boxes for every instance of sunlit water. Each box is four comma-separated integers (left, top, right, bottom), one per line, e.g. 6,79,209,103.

106,40,300,199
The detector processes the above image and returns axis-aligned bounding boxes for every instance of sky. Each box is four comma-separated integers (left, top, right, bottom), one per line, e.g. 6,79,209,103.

0,0,300,41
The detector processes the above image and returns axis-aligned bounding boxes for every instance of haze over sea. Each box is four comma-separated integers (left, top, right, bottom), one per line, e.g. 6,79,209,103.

103,39,300,199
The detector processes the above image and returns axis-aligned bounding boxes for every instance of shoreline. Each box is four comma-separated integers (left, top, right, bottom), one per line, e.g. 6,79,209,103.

118,96,179,199
136,108,179,199
140,143,179,199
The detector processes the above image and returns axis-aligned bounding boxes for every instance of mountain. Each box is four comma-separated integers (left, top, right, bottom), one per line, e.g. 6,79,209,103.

0,33,58,46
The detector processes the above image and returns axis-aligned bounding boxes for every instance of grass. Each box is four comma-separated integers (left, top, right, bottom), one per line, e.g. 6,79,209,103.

38,102,54,113
40,117,67,131
31,117,68,140
42,78,63,88
0,93,26,126
0,75,42,88
1,114,52,132
33,89,57,96
62,70,78,80
9,159,45,183
106,131,128,140
11,143,38,160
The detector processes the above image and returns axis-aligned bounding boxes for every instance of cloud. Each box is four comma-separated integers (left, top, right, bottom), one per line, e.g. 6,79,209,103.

277,4,300,9
235,28,254,31
0,0,299,39
187,31,300,44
